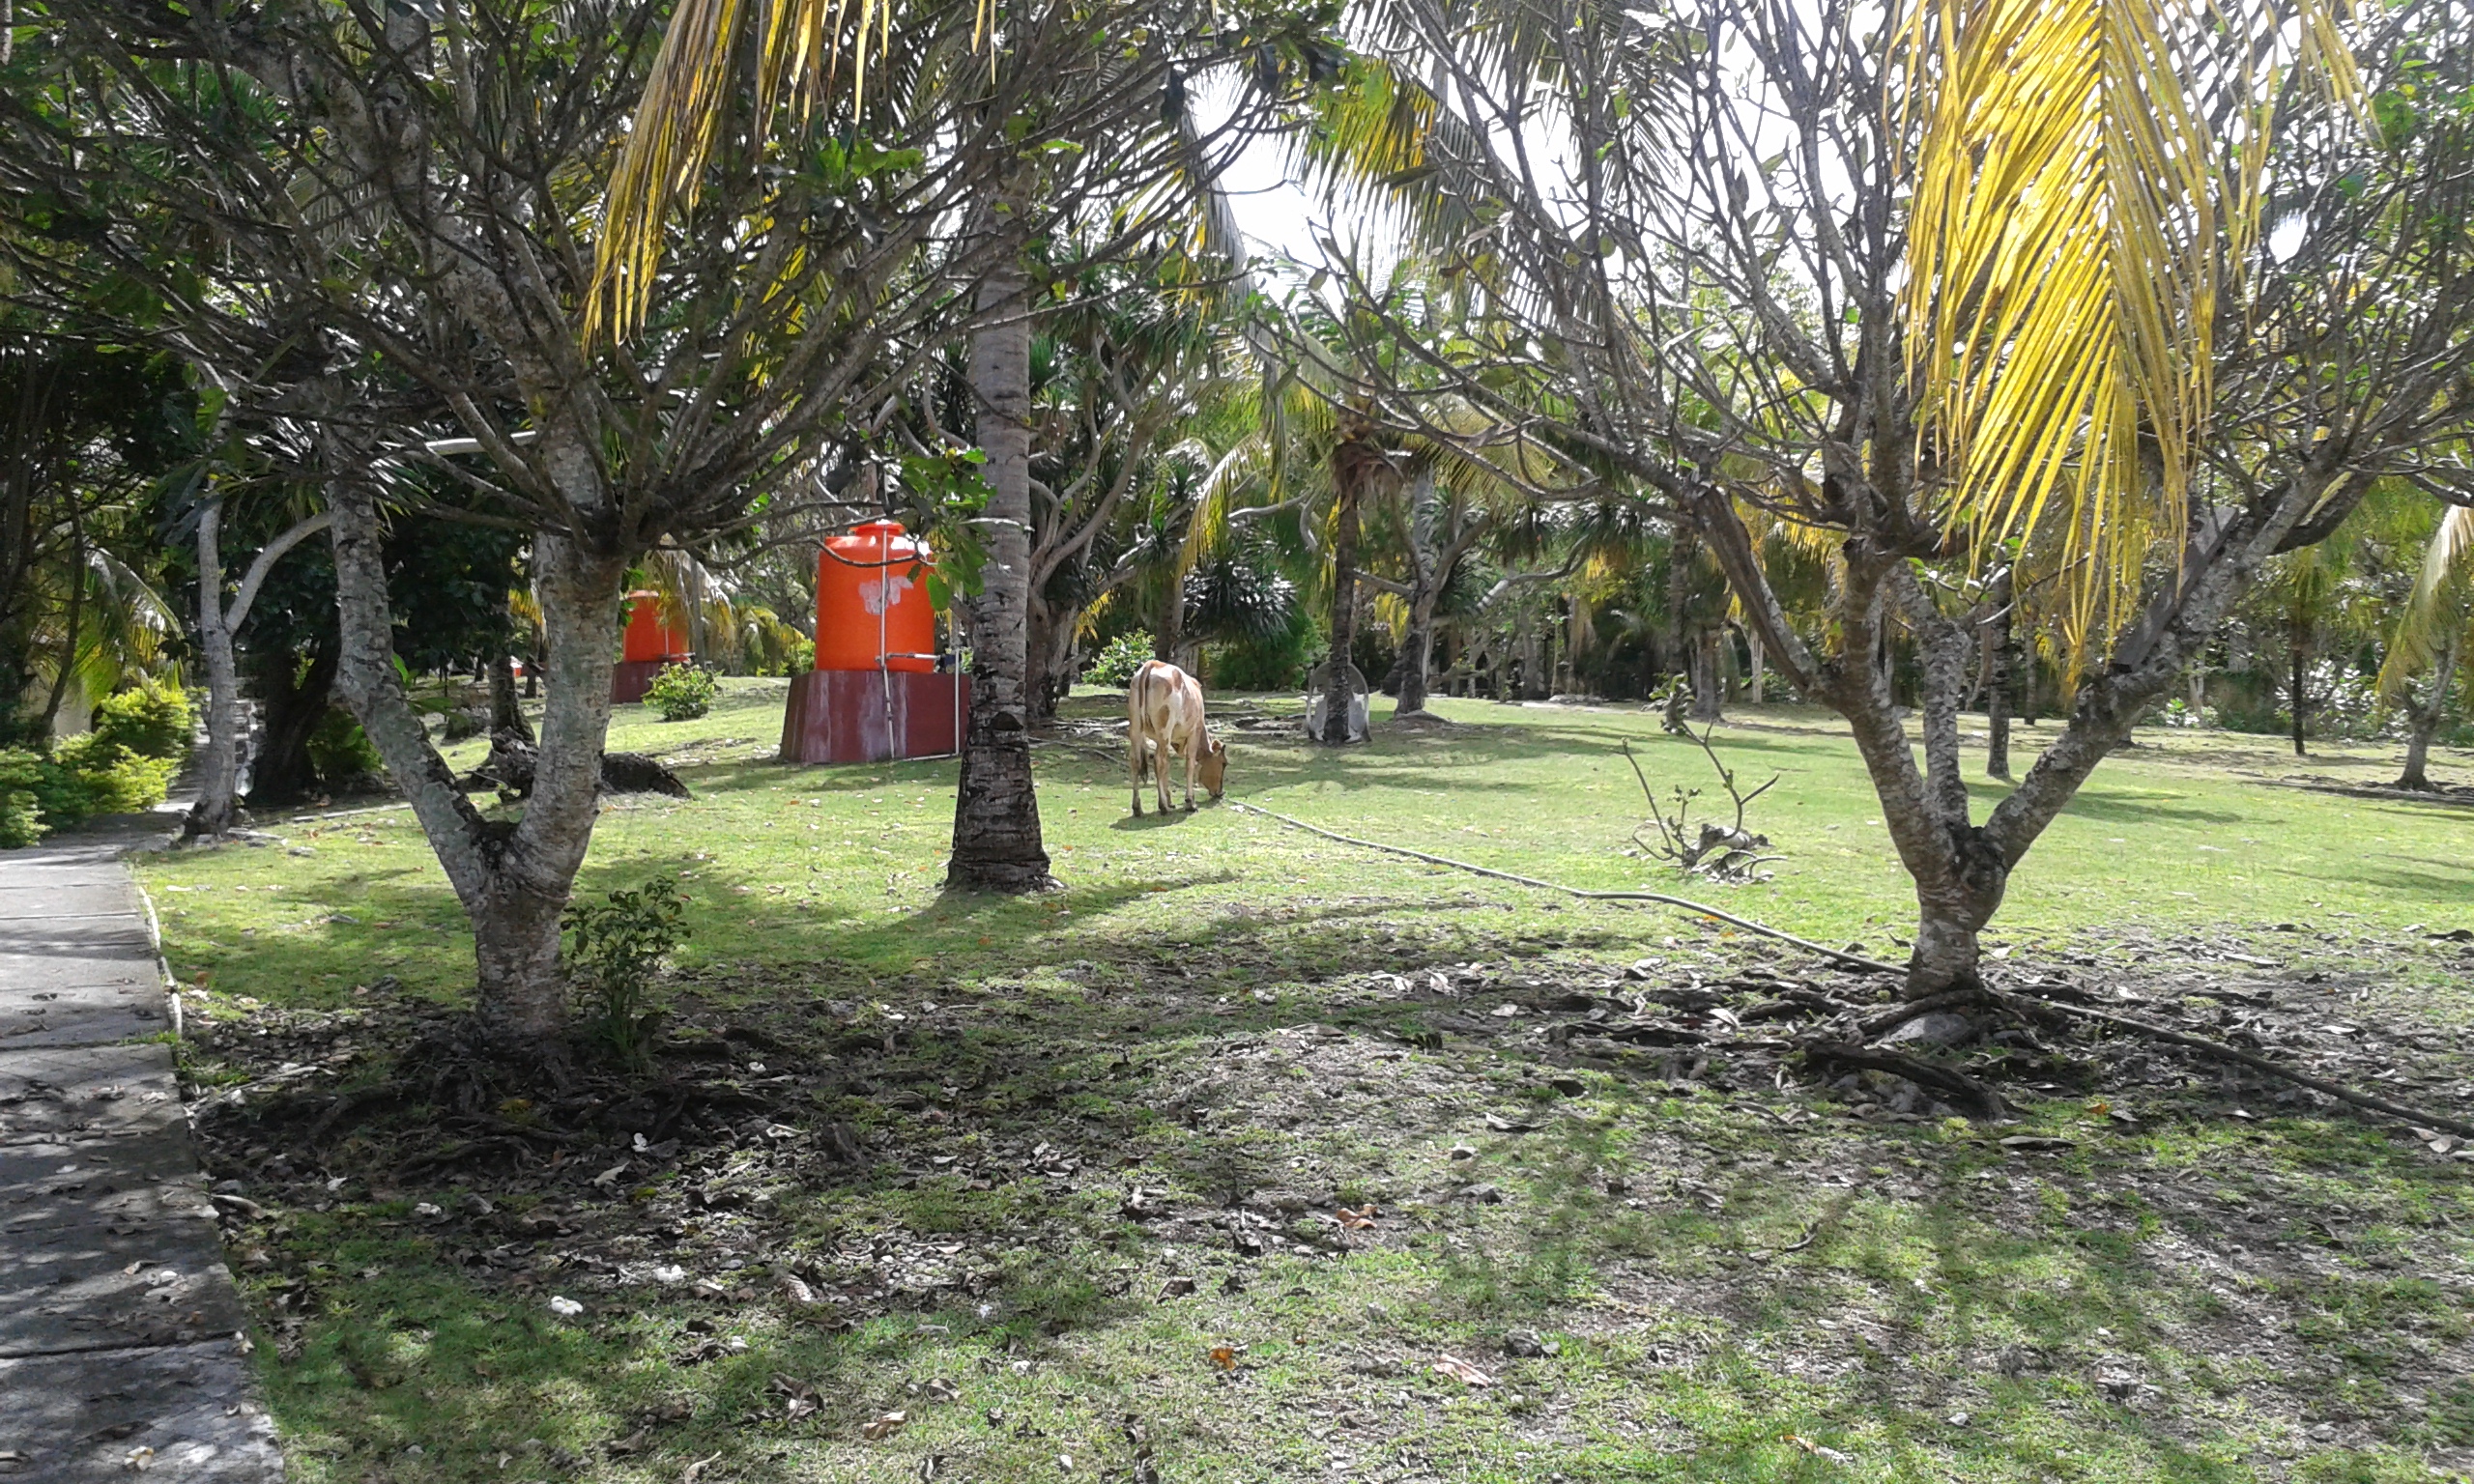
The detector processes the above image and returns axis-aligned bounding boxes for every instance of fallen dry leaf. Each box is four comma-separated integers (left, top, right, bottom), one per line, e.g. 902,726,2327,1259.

1337,1205,1378,1230
1432,1355,1495,1386
1783,1433,1853,1464
862,1410,909,1441
1207,1346,1238,1371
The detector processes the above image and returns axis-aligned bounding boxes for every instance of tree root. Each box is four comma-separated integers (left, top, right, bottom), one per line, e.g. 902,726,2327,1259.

1856,989,1983,1040
399,1134,545,1175
1991,988,2474,1141
1801,1041,2005,1118
1229,803,2469,1143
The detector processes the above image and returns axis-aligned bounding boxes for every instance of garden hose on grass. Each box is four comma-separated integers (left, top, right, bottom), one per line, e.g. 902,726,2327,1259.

1227,800,1901,973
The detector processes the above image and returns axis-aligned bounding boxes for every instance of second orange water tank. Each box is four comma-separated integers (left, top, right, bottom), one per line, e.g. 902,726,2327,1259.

620,591,690,664
816,521,938,672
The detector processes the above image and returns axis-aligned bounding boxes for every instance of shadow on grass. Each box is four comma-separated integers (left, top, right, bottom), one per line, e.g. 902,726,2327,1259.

172,696,2474,1479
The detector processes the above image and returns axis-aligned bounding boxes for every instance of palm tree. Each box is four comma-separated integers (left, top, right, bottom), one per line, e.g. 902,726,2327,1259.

595,0,1291,890
2379,504,2473,789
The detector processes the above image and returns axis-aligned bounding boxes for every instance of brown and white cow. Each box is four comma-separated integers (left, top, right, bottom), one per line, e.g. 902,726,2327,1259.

1128,660,1226,814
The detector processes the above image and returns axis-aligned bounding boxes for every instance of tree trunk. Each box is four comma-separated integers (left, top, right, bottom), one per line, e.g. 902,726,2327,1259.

2288,618,2310,756
187,503,245,838
1022,596,1078,727
1746,628,1766,704
1689,627,1723,721
187,503,333,835
2396,630,2459,790
1985,565,2014,781
1317,448,1368,744
39,504,84,730
1154,573,1184,664
1396,604,1435,716
489,651,533,744
330,459,622,1041
246,642,337,806
947,214,1053,892
1396,470,1445,717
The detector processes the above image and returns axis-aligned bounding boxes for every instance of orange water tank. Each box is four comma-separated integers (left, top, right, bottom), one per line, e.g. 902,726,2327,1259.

816,521,937,672
620,591,690,664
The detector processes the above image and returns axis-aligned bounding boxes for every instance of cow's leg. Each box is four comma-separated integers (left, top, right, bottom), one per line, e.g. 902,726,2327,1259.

1129,730,1145,816
1156,735,1175,813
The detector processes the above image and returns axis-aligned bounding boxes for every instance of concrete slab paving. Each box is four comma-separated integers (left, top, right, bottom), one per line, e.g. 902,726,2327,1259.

0,978,173,1051
0,953,154,993
0,1042,187,1131
0,820,278,1479
0,1214,245,1357
0,1339,281,1480
0,886,148,919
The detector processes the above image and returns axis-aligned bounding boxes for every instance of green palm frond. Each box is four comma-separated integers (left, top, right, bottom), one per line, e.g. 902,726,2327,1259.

2379,504,2474,699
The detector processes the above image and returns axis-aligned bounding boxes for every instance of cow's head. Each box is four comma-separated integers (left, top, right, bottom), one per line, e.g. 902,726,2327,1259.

1199,737,1228,799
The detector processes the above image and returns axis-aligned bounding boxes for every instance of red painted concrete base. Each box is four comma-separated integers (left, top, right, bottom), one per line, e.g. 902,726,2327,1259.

779,669,968,765
612,658,687,705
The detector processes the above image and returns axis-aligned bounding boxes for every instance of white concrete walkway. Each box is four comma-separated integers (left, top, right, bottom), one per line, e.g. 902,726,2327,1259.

0,820,280,1481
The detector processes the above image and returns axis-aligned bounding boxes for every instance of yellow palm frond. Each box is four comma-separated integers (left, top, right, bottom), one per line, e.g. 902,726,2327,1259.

590,0,991,341
1371,590,1409,642
1901,0,2358,641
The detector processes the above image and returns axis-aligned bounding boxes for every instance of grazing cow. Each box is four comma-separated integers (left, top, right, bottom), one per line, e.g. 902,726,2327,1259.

1128,660,1227,814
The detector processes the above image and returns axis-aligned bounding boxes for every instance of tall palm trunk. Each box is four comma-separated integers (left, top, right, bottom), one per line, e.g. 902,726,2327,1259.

2288,612,2311,756
1316,439,1375,745
2396,630,2460,790
1985,564,2015,781
489,650,533,743
1395,470,1442,717
947,212,1052,892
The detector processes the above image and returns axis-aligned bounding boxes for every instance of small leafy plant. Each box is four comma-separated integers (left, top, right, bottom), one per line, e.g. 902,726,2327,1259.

1621,728,1781,885
1083,631,1154,688
645,662,717,721
306,706,385,783
563,874,689,1070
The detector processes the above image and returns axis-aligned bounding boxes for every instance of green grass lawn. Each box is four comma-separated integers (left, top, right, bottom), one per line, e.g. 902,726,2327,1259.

144,682,2474,1483
154,682,2474,1007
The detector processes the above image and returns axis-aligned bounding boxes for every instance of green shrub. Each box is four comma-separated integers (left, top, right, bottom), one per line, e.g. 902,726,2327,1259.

53,733,177,813
25,753,100,832
755,636,816,677
1083,631,1154,689
563,874,689,1070
1204,609,1322,693
645,662,717,721
0,750,47,848
307,707,385,783
2,728,181,844
91,679,192,762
